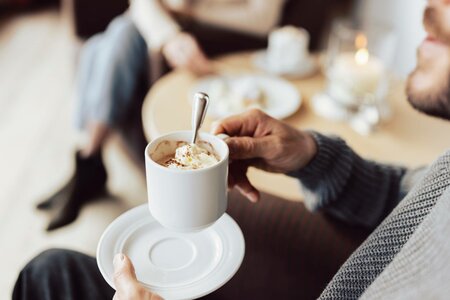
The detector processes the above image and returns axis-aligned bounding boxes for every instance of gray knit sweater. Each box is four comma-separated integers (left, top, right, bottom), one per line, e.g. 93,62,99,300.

291,132,450,299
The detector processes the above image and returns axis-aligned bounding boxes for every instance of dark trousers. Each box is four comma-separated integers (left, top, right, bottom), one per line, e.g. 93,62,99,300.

13,191,368,300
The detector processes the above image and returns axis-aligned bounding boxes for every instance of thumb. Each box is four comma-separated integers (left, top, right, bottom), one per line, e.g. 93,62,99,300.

226,136,268,160
113,254,138,292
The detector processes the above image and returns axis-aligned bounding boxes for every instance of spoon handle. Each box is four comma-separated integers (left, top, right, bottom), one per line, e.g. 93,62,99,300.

191,92,209,144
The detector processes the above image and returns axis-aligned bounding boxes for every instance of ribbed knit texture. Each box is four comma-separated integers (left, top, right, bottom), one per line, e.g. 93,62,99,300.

290,132,450,299
292,132,407,228
360,188,450,299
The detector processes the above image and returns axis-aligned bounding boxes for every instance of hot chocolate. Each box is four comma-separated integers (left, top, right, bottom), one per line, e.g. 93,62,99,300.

157,141,220,170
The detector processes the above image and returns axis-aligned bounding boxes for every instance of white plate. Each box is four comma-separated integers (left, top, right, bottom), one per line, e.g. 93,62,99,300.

253,50,318,79
191,74,301,120
97,205,245,300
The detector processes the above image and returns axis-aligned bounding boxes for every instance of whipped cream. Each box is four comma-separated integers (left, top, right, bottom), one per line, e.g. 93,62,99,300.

165,143,219,170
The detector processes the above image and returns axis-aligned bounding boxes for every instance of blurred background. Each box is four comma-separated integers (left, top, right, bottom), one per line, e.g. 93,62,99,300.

0,0,432,298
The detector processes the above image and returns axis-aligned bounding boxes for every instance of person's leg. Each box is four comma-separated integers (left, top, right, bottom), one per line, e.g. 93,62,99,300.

77,14,149,163
201,190,369,300
36,34,107,214
36,31,111,225
12,249,114,300
37,15,149,231
80,122,110,158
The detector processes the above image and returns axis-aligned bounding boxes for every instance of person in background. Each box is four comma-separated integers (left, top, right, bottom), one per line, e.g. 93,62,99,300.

17,0,450,299
37,0,317,231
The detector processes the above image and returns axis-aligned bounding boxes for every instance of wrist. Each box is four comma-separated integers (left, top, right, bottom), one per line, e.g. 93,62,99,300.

285,131,319,177
302,131,318,169
163,31,182,46
162,31,187,60
282,131,318,174
289,131,344,179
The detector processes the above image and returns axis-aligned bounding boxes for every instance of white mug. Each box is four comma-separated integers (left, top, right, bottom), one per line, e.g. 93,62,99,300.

267,26,310,73
145,131,229,232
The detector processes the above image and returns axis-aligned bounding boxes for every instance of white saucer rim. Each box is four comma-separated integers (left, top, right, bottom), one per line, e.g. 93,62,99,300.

96,205,143,290
96,205,245,300
190,74,302,120
253,50,318,78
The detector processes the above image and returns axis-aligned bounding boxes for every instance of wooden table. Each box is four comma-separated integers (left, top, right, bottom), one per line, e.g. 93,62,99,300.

142,52,450,201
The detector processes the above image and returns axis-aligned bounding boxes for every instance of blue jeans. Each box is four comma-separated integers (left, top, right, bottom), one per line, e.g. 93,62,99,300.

75,15,148,131
74,13,272,133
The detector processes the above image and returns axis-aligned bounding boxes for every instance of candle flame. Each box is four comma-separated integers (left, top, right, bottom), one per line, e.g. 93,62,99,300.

355,33,368,49
355,48,370,65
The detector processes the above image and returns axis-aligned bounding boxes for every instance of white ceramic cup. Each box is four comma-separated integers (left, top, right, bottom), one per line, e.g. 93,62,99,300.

145,131,229,232
267,26,310,73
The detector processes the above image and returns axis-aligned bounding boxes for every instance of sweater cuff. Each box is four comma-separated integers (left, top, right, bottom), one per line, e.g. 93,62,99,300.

288,131,342,179
287,131,354,211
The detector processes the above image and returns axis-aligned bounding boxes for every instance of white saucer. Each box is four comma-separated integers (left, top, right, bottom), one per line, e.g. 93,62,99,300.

253,50,318,78
191,74,302,120
97,205,245,300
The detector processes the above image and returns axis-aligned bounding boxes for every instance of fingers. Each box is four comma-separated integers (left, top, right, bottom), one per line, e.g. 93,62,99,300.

184,41,212,75
166,48,211,75
165,47,190,69
212,109,271,137
211,113,254,136
113,292,163,300
113,254,164,300
163,33,212,75
211,112,271,160
235,176,260,203
187,54,213,75
226,136,270,160
186,37,211,74
193,57,213,75
151,294,164,300
229,162,260,202
113,254,138,293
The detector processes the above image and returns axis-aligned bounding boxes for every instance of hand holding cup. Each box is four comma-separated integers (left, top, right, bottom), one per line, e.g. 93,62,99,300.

212,109,317,202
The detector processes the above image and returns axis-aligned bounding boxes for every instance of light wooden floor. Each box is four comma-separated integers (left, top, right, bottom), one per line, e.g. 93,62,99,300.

0,8,147,298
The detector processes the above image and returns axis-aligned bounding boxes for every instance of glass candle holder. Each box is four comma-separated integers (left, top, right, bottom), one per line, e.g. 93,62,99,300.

313,21,396,134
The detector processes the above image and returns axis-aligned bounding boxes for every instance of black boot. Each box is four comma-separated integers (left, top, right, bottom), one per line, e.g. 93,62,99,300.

36,179,72,210
37,151,107,231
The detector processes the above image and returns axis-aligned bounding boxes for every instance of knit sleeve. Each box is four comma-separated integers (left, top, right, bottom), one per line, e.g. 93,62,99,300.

289,132,409,229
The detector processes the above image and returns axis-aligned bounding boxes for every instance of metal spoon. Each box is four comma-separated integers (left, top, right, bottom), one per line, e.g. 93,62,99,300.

191,92,209,144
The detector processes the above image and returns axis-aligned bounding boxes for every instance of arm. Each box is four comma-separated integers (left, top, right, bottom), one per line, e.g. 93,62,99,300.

291,132,424,229
129,0,212,75
191,0,285,36
128,0,181,50
213,109,422,229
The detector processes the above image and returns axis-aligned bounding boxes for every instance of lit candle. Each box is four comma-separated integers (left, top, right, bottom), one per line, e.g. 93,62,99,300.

328,33,384,106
